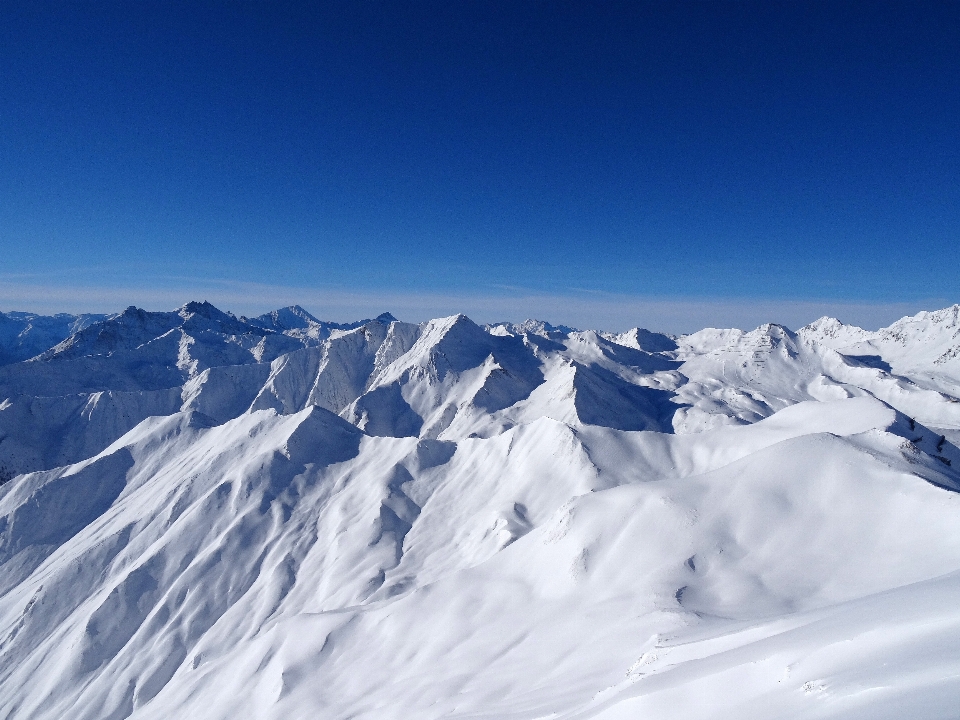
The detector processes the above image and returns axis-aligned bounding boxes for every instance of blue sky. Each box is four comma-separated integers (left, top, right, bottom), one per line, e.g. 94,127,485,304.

1,1,958,332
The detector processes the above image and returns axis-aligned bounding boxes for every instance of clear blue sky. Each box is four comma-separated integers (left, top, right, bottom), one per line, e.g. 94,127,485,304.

1,1,958,331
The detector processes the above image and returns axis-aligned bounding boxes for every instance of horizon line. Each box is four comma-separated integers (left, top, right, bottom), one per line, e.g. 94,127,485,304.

0,278,952,335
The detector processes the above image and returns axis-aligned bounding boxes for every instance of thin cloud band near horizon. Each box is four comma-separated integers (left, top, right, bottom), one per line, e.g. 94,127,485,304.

0,278,948,335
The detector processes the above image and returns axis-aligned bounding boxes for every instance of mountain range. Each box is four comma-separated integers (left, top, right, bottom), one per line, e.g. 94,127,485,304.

1,301,959,719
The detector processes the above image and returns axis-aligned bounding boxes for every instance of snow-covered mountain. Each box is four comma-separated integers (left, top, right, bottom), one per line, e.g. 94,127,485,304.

1,302,959,719
801,304,960,397
0,311,106,366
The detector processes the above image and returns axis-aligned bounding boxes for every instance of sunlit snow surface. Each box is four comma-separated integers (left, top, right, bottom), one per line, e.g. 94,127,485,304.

2,303,960,719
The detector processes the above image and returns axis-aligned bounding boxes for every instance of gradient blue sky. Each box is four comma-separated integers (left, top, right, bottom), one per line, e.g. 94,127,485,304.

2,1,958,331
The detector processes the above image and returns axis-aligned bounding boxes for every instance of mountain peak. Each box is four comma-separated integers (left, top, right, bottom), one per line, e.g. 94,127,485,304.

179,300,225,319
283,305,321,323
483,319,576,340
250,305,321,331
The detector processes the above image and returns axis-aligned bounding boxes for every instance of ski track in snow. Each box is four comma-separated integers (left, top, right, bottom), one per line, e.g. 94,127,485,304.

1,302,960,719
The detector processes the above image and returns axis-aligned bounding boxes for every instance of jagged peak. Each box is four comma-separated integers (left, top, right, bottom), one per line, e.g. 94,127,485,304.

426,313,481,334
287,304,316,316
370,313,493,387
117,304,150,319
484,318,576,340
278,305,321,324
739,323,798,347
801,315,870,335
755,321,793,334
405,313,485,350
242,307,394,334
803,316,845,331
178,300,229,320
245,305,320,331
889,303,960,329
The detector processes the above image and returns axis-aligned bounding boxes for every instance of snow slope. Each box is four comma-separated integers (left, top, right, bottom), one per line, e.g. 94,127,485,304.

1,303,959,719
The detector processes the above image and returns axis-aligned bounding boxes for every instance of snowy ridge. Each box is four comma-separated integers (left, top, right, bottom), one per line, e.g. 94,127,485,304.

1,303,960,719
0,311,106,366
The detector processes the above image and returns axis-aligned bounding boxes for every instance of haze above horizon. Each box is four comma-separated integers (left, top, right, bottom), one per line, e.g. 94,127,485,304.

2,1,958,331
